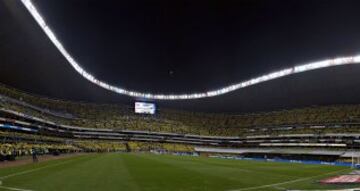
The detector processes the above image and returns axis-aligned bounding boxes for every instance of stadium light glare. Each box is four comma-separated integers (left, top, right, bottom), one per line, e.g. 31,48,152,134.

21,0,360,100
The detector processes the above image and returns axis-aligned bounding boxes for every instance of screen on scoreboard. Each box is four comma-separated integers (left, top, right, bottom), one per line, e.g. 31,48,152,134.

135,102,156,114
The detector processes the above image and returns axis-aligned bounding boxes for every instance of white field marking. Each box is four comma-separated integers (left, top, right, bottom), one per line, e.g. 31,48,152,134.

0,156,87,191
273,186,287,190
228,168,350,191
0,156,85,180
0,180,33,191
0,185,33,191
290,189,360,191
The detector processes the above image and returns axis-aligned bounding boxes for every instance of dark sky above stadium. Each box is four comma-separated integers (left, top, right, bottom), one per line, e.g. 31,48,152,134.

1,0,360,113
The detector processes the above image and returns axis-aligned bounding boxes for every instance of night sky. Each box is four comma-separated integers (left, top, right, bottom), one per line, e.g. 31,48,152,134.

1,0,360,113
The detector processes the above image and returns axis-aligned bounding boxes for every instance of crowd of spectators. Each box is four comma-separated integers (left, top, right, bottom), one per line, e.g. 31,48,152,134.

127,142,194,152
1,83,360,137
0,129,195,162
0,142,79,161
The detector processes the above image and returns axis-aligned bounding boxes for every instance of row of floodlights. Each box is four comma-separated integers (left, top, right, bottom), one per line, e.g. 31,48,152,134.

21,0,360,100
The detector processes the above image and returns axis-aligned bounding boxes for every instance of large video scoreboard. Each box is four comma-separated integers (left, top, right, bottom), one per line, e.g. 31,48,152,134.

135,102,156,114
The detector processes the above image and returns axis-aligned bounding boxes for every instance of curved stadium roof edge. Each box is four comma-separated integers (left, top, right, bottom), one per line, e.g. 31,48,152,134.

21,0,360,100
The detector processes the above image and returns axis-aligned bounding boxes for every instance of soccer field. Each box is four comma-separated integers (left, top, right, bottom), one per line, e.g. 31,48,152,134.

0,153,357,191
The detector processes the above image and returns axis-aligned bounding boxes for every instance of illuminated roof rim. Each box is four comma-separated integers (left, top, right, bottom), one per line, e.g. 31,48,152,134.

21,0,360,100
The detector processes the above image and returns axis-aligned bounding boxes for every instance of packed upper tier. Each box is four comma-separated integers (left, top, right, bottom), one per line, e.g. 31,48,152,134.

1,83,360,136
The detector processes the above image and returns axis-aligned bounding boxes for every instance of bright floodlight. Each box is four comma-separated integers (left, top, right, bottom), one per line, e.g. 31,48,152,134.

21,0,360,100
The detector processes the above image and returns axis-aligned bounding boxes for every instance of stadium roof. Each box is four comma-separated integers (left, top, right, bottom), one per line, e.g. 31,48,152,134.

1,0,360,112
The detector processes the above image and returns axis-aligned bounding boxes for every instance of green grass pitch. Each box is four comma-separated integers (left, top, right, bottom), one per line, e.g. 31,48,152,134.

0,153,358,191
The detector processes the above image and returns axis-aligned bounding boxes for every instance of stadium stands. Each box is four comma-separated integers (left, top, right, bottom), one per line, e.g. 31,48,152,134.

1,83,360,163
2,83,360,136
